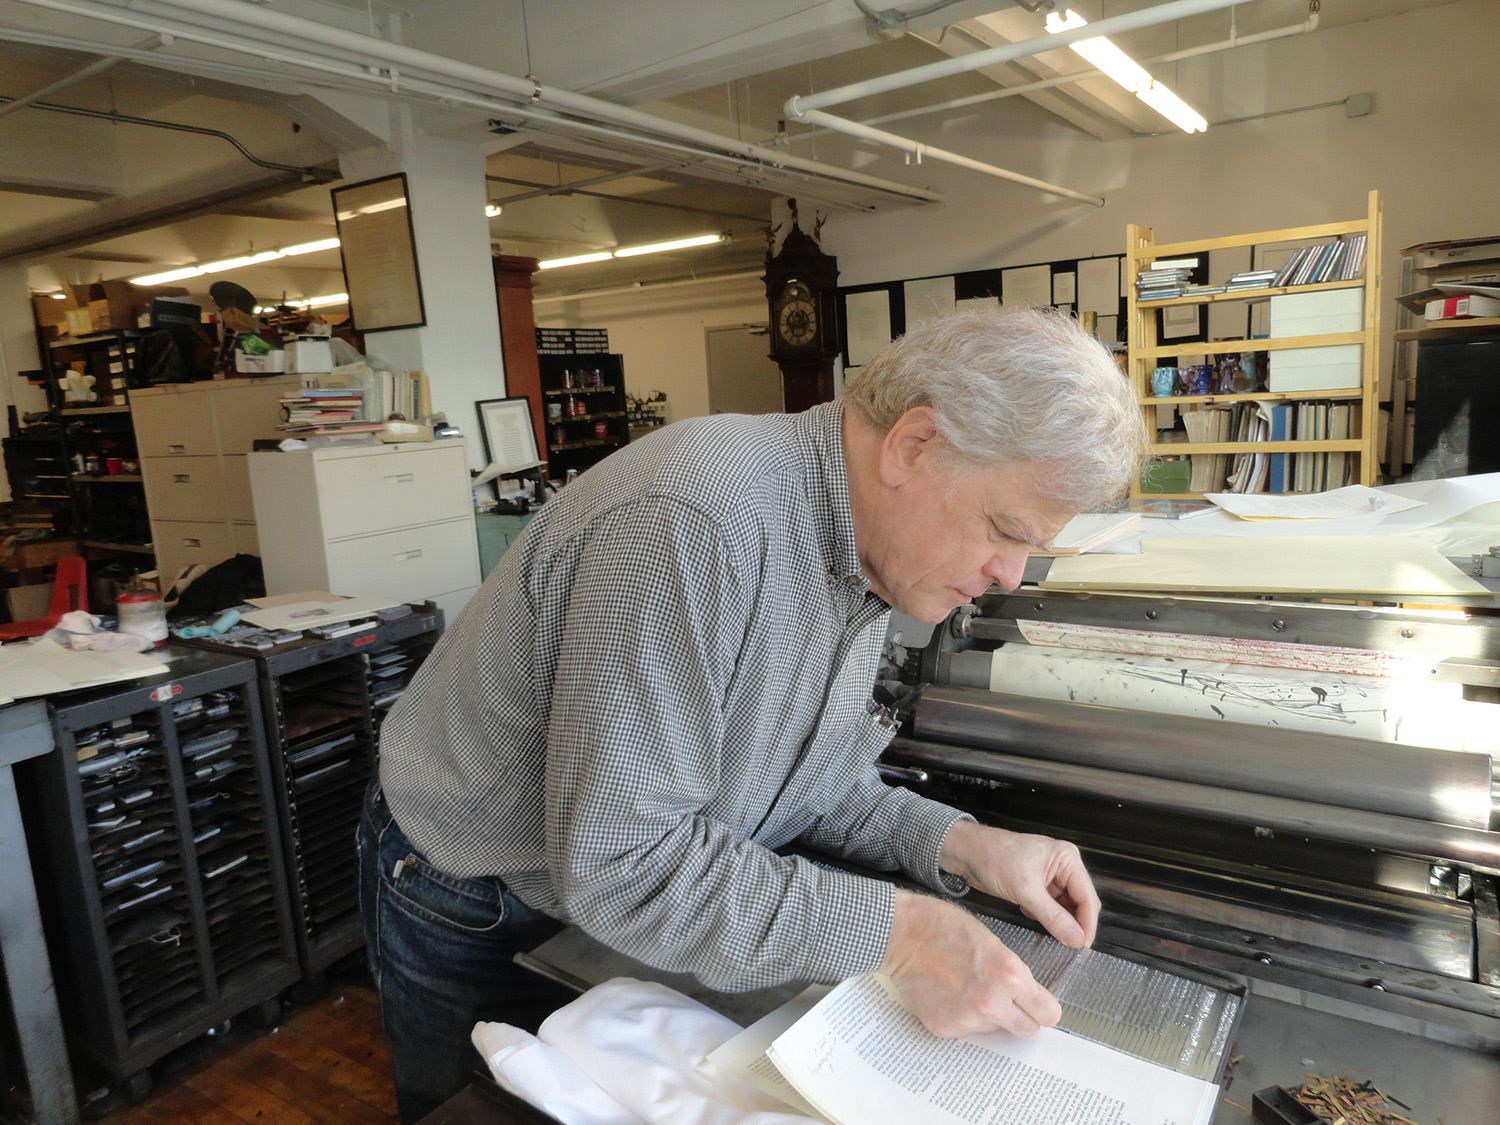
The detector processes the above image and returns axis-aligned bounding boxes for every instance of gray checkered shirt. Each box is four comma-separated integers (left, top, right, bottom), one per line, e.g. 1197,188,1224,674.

379,401,970,990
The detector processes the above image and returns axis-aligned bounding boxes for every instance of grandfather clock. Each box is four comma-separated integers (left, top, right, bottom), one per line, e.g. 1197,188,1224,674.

764,199,839,412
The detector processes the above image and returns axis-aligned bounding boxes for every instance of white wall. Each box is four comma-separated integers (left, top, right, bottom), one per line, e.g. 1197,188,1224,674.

538,3,1498,422
818,0,1499,393
536,277,768,420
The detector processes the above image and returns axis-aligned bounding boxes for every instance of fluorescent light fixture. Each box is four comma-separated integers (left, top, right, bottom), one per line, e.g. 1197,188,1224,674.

132,266,206,285
1136,80,1208,134
485,203,503,218
538,232,730,270
538,252,614,270
1046,9,1207,133
613,233,726,257
252,292,348,314
131,239,340,286
281,237,341,256
198,250,286,273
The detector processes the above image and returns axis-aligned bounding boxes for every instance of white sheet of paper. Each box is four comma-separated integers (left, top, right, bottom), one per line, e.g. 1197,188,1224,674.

1041,535,1490,596
767,975,1217,1125
0,637,168,702
241,595,400,630
902,276,956,328
1206,485,1425,521
1001,264,1051,308
706,984,829,1117
1053,272,1076,304
1078,257,1121,315
844,290,892,366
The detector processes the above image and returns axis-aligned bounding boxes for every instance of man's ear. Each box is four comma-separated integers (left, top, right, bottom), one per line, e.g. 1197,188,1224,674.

878,406,943,488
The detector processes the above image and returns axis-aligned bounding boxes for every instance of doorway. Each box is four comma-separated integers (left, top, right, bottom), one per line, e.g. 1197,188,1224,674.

706,323,784,415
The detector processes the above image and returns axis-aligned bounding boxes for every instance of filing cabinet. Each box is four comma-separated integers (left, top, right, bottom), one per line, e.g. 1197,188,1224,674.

130,376,297,585
247,440,481,622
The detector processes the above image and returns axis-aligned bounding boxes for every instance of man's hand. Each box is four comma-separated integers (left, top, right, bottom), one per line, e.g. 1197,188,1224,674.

939,821,1099,949
880,890,1059,1038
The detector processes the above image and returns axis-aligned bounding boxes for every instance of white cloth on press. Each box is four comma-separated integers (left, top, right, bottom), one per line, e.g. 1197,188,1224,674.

472,978,819,1125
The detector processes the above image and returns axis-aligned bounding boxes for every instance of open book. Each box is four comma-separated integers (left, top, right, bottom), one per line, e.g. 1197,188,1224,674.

709,918,1239,1125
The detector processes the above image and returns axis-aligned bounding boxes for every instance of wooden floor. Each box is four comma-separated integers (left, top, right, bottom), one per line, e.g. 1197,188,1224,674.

94,981,398,1125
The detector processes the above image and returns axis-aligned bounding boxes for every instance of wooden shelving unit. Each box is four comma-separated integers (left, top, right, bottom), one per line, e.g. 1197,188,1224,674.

1126,190,1383,499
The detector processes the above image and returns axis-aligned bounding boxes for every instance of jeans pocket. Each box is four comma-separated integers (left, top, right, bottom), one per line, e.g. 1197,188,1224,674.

381,850,510,936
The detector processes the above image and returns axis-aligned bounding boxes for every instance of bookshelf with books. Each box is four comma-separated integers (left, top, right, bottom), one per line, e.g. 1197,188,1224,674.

1126,190,1382,499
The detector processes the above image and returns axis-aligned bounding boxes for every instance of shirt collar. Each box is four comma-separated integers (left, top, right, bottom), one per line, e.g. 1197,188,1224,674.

795,400,871,594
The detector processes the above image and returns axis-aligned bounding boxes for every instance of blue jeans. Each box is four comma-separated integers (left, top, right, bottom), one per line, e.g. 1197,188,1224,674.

357,782,567,1124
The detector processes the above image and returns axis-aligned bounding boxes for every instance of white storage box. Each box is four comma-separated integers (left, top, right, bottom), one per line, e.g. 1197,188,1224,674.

235,349,288,374
1268,290,1363,392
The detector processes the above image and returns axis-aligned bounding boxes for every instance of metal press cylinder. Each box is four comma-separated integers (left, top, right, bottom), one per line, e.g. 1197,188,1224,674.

912,685,1496,830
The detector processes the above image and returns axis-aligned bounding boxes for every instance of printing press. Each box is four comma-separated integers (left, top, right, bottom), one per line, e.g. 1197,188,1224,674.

870,571,1500,1119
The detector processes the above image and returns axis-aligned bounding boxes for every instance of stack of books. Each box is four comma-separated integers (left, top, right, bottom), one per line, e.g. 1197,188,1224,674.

1272,235,1367,288
1225,269,1278,292
1135,266,1193,301
277,388,383,435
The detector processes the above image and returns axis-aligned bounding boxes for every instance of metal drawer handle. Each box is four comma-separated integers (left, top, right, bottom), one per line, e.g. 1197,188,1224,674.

182,538,201,548
173,474,192,483
168,444,186,454
384,473,416,485
394,549,423,562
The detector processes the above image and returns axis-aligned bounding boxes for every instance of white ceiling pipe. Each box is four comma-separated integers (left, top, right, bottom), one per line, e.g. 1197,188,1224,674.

789,0,1252,115
0,52,128,119
776,13,1320,145
532,270,763,307
792,106,1105,206
30,0,941,205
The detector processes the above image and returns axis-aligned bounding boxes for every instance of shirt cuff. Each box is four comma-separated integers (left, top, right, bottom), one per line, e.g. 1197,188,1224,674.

798,862,896,982
902,799,975,897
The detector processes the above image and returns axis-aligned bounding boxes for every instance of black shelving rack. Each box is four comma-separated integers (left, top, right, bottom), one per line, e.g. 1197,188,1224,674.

183,603,443,975
19,648,300,1090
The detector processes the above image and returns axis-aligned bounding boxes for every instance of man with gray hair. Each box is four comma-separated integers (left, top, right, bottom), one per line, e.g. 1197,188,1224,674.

360,306,1148,1122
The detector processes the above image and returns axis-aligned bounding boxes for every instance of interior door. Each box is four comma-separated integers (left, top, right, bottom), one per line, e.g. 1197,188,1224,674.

706,324,784,415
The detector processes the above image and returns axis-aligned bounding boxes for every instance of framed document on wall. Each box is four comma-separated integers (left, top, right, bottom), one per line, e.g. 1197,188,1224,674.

331,172,427,332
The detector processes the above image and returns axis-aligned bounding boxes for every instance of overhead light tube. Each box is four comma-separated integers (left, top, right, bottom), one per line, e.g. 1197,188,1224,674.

1046,9,1208,133
538,232,729,270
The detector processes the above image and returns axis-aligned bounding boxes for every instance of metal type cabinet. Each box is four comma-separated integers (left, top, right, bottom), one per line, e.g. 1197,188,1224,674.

20,649,300,1089
183,603,443,974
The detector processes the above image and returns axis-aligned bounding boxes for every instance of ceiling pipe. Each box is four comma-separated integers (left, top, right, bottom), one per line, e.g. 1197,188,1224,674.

532,270,763,307
11,0,942,207
782,0,1249,201
790,0,1251,113
493,164,674,207
775,13,1320,145
0,51,129,120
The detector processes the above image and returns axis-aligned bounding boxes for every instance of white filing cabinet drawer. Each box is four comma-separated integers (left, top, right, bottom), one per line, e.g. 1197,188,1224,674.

323,519,476,602
314,444,472,541
141,456,227,522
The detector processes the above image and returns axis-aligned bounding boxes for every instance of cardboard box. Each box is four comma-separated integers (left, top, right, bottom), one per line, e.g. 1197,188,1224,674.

1425,294,1500,320
235,350,288,374
5,583,51,624
285,337,334,374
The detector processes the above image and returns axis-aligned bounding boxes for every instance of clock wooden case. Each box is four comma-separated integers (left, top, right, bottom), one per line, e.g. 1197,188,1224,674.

764,202,839,412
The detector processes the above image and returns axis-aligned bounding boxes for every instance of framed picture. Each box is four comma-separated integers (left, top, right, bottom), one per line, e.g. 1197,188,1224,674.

331,172,427,332
476,396,542,497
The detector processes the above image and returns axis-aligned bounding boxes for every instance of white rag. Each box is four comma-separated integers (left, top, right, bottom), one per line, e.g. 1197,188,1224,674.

472,978,820,1125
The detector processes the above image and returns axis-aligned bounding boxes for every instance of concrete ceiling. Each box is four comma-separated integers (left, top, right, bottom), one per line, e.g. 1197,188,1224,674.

0,0,1459,309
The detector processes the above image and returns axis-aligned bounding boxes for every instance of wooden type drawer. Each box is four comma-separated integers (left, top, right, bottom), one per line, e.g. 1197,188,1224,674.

315,446,471,541
323,519,478,604
142,456,227,522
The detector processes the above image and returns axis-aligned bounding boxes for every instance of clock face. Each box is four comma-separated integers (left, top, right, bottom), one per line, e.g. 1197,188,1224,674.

775,280,819,348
